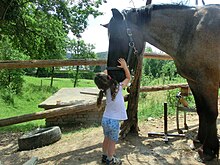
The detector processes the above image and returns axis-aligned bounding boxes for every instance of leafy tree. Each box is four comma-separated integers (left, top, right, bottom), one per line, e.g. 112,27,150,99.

67,39,96,87
0,0,103,34
0,0,103,92
143,46,178,82
160,61,178,81
1,0,103,60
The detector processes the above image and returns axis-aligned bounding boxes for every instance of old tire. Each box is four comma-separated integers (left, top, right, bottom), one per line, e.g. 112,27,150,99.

18,126,62,151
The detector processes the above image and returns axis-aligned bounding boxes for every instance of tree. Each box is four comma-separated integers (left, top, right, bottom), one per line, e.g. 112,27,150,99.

0,0,103,93
67,38,96,87
0,0,103,35
0,0,102,60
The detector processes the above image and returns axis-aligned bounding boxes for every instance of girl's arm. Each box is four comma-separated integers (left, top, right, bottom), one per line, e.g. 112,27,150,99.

117,58,131,88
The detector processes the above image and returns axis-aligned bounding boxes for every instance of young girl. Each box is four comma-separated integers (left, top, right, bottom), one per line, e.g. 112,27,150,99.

94,58,131,165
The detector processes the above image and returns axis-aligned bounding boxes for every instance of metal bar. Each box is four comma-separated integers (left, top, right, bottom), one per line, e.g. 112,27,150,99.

148,132,185,137
164,102,168,142
148,102,185,142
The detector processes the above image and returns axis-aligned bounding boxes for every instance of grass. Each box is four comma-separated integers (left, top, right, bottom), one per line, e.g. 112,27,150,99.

0,76,96,133
0,75,188,133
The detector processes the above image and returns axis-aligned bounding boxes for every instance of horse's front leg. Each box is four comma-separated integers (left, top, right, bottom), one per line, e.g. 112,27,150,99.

187,80,219,161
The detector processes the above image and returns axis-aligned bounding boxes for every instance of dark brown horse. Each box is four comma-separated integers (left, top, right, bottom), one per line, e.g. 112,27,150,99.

104,4,220,162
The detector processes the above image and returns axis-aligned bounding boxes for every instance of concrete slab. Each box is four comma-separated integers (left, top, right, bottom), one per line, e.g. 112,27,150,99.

38,87,100,109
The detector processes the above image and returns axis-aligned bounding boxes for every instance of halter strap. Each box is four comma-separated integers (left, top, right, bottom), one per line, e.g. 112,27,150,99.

106,67,123,71
106,20,138,71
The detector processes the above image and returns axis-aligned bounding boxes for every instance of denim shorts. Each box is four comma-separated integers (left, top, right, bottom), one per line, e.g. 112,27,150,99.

101,117,120,142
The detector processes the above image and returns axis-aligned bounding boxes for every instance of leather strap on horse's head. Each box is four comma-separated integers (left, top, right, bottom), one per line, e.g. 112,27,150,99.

106,20,138,72
126,27,138,65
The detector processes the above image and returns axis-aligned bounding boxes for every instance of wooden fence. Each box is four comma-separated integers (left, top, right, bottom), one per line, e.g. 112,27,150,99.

0,52,187,127
0,53,172,69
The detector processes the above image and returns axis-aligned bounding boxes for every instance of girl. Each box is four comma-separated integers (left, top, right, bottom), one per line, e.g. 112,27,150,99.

94,58,131,165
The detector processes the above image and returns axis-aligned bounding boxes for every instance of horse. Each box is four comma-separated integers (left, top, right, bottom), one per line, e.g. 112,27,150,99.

103,3,220,162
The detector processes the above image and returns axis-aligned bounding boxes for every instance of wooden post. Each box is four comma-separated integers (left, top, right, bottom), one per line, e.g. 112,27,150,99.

120,53,143,137
50,66,54,87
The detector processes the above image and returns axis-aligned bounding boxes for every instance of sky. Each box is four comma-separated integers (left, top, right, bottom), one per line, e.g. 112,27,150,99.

70,0,220,53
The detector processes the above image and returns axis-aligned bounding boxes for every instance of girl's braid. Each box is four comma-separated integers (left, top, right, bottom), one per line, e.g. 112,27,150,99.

94,73,119,108
97,90,105,108
110,79,119,101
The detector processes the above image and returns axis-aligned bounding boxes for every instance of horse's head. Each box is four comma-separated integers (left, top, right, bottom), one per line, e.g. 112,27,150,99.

103,8,145,82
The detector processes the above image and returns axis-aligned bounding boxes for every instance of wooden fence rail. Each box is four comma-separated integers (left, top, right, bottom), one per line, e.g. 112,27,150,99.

0,53,171,69
140,83,188,92
0,101,104,127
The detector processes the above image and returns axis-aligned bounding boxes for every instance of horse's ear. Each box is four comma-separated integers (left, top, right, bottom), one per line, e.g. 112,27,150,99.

146,0,152,5
100,23,108,28
111,8,123,21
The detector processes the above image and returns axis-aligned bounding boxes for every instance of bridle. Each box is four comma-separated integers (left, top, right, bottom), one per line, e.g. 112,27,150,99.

106,20,138,71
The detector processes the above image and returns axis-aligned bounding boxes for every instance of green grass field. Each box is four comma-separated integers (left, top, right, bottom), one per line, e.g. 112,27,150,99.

0,75,188,133
0,76,96,132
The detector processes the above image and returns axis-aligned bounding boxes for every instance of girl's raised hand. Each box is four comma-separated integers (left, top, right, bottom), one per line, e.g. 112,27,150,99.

117,58,128,69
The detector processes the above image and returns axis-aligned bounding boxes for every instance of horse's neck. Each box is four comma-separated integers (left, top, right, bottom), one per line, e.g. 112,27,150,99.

143,8,196,56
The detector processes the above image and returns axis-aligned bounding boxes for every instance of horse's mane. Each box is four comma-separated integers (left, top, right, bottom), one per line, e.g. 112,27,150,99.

123,4,195,26
149,3,194,10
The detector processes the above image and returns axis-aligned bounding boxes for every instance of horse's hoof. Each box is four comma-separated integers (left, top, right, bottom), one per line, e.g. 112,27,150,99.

190,140,202,150
194,153,204,163
197,148,216,162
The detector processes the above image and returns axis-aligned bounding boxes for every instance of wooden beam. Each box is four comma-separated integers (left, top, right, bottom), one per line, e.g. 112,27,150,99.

143,52,173,60
0,53,173,69
0,101,104,127
140,83,188,92
0,59,106,69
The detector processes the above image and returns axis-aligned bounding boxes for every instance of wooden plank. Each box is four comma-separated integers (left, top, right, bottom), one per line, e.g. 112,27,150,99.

0,53,173,69
0,59,106,69
80,91,99,96
143,52,173,60
140,83,188,92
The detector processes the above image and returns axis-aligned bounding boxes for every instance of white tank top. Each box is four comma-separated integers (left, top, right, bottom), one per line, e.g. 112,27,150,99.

103,83,128,120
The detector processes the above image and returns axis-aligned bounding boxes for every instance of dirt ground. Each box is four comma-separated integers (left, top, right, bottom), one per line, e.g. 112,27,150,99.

1,100,220,165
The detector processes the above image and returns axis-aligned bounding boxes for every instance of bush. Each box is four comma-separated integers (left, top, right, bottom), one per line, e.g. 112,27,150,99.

0,36,29,103
0,85,15,105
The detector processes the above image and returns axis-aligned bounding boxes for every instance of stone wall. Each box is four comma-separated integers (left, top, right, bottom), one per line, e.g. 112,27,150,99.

46,106,105,126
